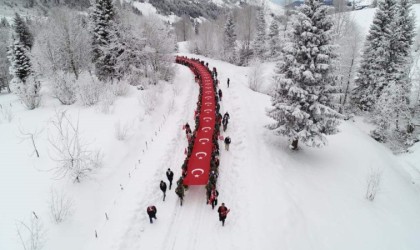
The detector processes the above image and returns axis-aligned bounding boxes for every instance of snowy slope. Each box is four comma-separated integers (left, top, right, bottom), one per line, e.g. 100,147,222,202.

1,51,420,249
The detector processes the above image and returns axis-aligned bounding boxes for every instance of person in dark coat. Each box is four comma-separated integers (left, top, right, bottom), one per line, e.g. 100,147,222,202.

208,188,219,210
223,112,230,123
227,78,230,88
224,136,231,151
147,205,157,224
218,89,223,101
222,119,228,132
166,168,174,189
175,184,185,206
217,203,230,226
160,180,167,201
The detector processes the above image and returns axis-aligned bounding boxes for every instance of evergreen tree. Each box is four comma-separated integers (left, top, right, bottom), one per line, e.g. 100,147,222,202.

8,39,32,83
223,12,237,64
89,0,121,81
267,18,280,59
371,0,415,146
13,13,33,50
8,39,41,110
0,17,9,28
253,7,266,60
351,0,397,111
267,0,341,150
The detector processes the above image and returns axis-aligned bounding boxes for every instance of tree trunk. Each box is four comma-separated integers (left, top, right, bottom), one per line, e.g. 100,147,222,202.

341,58,354,113
291,139,298,150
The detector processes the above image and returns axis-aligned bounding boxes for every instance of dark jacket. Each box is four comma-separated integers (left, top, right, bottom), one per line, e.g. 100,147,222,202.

147,206,157,216
160,181,167,192
166,170,174,181
218,206,229,217
224,137,231,144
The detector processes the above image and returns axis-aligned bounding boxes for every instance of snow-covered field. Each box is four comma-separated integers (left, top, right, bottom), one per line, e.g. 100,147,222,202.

1,49,420,249
1,4,420,250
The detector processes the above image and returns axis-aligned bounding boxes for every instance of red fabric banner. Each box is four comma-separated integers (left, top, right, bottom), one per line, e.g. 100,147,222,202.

176,57,216,185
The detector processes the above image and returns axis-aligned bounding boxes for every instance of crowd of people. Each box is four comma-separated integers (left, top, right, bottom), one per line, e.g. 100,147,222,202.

147,56,231,226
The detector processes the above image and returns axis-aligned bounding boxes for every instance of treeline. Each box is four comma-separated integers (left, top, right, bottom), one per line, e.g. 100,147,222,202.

1,0,175,109
148,0,223,19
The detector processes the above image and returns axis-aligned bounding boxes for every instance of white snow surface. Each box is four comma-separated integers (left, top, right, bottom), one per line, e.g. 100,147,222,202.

131,1,177,23
1,51,420,249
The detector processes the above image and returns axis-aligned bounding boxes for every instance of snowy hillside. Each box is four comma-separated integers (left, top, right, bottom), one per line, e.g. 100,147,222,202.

1,49,420,249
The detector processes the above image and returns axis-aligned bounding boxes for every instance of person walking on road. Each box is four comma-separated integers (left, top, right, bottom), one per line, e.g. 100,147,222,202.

160,180,167,201
217,203,230,226
224,136,231,151
222,112,230,132
175,184,185,206
147,205,157,224
218,89,223,101
166,168,174,189
227,78,230,88
208,188,219,210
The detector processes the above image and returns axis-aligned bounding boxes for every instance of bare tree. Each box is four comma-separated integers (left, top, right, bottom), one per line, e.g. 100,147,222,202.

49,188,73,223
365,167,383,201
18,122,42,158
248,58,264,92
173,15,192,42
336,19,362,113
236,5,257,65
32,8,91,79
48,109,102,182
15,215,46,250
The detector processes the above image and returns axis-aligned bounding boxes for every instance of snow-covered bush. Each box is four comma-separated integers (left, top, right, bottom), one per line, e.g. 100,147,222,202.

51,72,77,105
111,79,130,97
76,72,102,106
370,129,387,143
139,89,158,115
13,76,41,110
1,105,14,123
248,59,263,92
98,85,115,114
365,167,383,201
49,188,73,223
114,120,130,141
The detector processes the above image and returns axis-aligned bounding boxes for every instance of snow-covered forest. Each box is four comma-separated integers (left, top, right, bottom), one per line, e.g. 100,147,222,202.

1,0,420,249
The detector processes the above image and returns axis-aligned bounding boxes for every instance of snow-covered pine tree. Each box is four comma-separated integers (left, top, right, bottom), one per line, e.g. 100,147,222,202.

252,7,267,60
223,11,237,64
8,39,41,110
1,17,9,28
371,0,415,147
267,0,342,150
351,0,397,111
8,39,31,83
89,0,122,81
13,13,33,50
0,25,11,93
267,18,280,59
